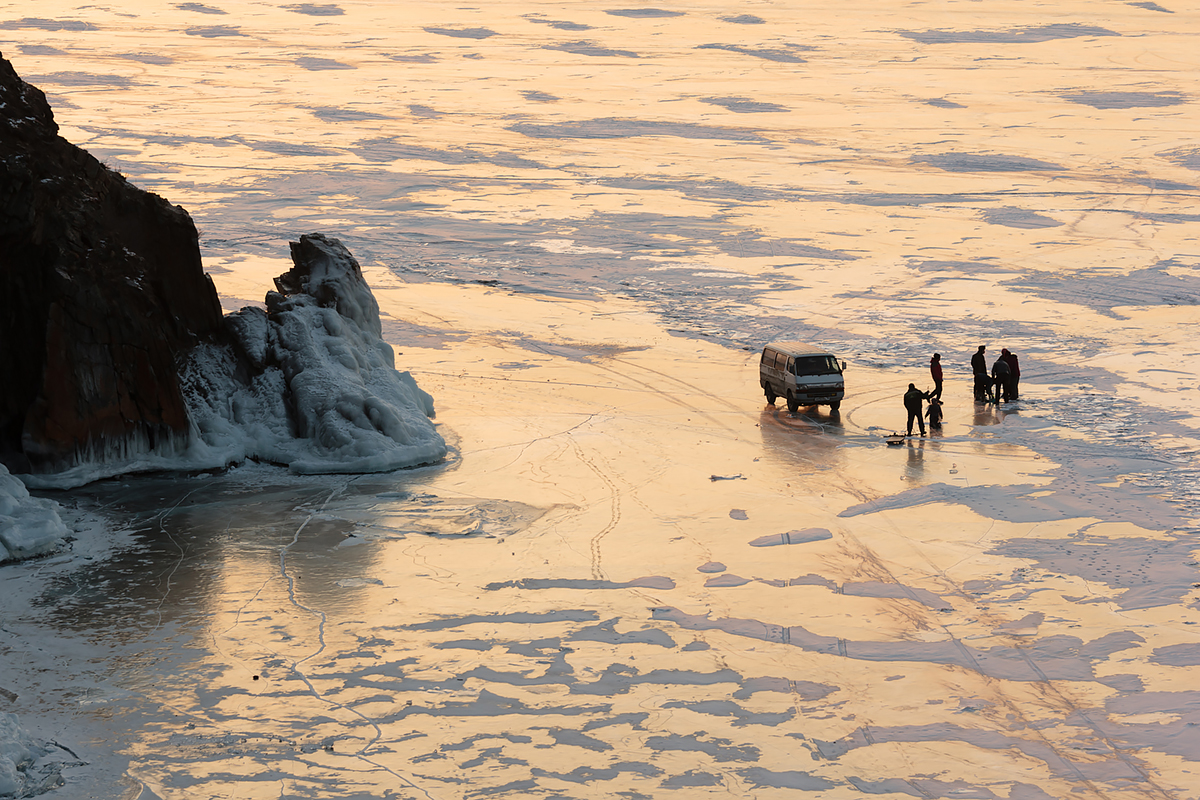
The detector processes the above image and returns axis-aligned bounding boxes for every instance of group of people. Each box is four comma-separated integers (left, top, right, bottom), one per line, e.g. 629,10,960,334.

970,345,1020,403
901,347,1021,436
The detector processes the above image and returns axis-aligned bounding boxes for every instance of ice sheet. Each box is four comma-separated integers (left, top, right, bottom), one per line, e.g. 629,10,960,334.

2,289,1197,799
3,1,1200,798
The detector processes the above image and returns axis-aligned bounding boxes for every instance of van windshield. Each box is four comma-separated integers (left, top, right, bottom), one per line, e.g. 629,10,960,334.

793,356,841,376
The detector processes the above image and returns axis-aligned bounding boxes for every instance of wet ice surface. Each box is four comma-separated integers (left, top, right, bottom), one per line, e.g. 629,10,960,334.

4,0,1200,798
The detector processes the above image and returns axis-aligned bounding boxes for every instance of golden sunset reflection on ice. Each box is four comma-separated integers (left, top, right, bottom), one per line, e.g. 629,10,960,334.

3,1,1200,798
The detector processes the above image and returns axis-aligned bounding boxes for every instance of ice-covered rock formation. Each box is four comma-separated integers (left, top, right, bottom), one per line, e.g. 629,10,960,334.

0,713,61,797
0,53,223,477
1,57,445,487
0,464,66,563
183,234,447,475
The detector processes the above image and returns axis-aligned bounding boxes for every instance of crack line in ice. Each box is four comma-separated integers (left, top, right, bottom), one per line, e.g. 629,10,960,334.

150,485,205,634
212,521,275,674
279,485,343,670
277,481,438,799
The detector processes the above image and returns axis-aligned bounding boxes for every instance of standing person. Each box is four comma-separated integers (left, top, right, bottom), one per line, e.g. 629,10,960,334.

929,353,943,400
1001,348,1020,400
903,383,929,436
926,398,943,430
971,345,989,402
992,354,1011,402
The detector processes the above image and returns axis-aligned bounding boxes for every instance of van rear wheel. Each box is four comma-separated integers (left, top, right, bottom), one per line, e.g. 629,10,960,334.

764,384,776,404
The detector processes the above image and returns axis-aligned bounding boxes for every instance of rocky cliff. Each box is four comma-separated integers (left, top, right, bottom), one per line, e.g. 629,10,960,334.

0,53,224,474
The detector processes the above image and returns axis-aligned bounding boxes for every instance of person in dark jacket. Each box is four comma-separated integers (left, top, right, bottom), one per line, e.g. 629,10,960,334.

992,355,1011,402
971,345,989,402
926,398,943,430
1001,348,1020,400
930,353,943,400
903,383,929,436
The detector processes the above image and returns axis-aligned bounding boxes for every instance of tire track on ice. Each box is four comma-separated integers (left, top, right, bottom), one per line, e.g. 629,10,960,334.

568,438,622,581
832,514,1172,798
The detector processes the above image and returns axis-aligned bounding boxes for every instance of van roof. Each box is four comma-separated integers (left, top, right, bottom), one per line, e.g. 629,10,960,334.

764,341,835,357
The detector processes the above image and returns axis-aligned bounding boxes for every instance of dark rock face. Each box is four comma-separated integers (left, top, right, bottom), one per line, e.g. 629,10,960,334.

0,53,223,474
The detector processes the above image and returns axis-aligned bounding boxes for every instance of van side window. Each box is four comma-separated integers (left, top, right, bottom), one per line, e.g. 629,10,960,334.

774,353,788,371
761,349,776,366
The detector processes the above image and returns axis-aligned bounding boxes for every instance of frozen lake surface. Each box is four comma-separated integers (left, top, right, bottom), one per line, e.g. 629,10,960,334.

3,1,1200,797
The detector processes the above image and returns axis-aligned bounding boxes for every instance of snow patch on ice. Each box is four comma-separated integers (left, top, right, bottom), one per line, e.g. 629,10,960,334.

0,464,67,563
526,238,620,255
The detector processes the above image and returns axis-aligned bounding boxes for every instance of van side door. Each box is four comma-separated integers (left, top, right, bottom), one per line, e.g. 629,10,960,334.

761,348,780,388
781,355,795,389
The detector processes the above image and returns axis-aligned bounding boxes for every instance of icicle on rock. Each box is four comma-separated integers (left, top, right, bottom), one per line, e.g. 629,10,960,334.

183,233,447,474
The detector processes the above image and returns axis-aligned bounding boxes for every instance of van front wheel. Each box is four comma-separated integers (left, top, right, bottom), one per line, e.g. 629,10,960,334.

786,393,799,413
829,401,841,412
764,384,776,404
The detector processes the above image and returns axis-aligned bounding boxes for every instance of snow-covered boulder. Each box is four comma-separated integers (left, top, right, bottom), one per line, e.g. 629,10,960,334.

0,714,49,796
0,464,66,563
182,234,447,474
0,713,61,797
